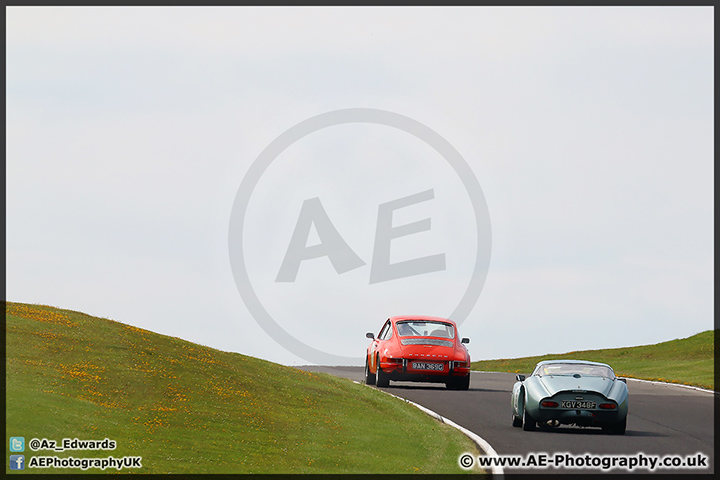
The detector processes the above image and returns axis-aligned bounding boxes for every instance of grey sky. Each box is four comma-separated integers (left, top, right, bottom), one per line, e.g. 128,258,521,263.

6,6,713,365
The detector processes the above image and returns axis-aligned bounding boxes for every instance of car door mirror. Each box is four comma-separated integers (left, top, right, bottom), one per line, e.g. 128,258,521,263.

516,374,526,382
461,337,470,344
366,332,375,339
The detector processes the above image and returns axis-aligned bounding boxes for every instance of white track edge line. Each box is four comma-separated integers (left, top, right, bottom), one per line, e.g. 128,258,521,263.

620,377,716,394
354,380,504,477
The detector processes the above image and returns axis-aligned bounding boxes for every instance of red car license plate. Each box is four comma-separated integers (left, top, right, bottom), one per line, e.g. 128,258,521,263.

412,362,444,371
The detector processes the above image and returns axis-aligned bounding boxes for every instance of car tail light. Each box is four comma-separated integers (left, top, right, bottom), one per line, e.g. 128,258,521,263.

599,403,617,409
541,401,559,408
388,358,403,364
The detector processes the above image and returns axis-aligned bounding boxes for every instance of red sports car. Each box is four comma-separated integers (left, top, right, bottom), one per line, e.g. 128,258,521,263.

365,315,471,390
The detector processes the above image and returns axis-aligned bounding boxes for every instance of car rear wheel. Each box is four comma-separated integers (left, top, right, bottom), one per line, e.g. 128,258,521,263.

446,375,470,390
603,416,627,435
376,355,389,387
522,401,536,431
512,413,523,427
365,357,376,385
512,396,524,427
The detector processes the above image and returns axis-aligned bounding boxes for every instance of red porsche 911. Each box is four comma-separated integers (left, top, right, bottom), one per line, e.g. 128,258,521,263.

365,315,471,390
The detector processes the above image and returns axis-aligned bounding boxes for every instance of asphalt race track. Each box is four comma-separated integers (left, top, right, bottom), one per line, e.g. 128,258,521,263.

300,367,715,475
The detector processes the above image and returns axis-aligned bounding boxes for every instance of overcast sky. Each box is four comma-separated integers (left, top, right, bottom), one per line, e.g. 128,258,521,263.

6,6,714,366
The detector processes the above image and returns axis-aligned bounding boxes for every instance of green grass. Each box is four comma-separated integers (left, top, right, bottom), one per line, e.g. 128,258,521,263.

5,302,482,474
472,330,715,390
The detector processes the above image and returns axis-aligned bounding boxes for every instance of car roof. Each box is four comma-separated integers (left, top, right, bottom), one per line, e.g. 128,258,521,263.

535,359,611,368
389,315,456,325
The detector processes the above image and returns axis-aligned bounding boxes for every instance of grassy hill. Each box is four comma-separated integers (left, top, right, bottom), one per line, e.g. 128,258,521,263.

5,302,481,474
472,330,715,390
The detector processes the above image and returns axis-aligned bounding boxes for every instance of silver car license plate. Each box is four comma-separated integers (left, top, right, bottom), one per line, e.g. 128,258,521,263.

561,400,596,409
412,362,444,371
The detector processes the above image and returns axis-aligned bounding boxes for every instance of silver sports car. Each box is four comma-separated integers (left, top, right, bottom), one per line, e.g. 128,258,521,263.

511,360,628,434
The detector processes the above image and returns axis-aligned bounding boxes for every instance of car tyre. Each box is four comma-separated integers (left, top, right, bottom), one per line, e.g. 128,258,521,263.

512,413,523,427
365,357,376,386
512,395,524,427
376,356,389,387
449,375,470,391
522,401,536,431
603,416,627,435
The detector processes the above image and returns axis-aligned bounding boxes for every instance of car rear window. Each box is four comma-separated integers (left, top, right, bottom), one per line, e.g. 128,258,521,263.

396,321,455,339
535,363,615,378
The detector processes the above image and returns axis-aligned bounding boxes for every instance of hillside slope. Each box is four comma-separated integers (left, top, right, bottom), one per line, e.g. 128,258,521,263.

5,302,480,474
471,330,715,390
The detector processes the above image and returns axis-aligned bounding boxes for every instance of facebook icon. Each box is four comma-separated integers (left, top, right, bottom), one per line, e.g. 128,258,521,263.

10,455,25,470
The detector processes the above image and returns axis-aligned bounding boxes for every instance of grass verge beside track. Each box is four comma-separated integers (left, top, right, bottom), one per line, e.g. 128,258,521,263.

5,302,482,474
472,330,715,390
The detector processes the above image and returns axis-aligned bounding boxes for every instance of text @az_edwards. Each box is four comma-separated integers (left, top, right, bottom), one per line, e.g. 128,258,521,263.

28,437,116,452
